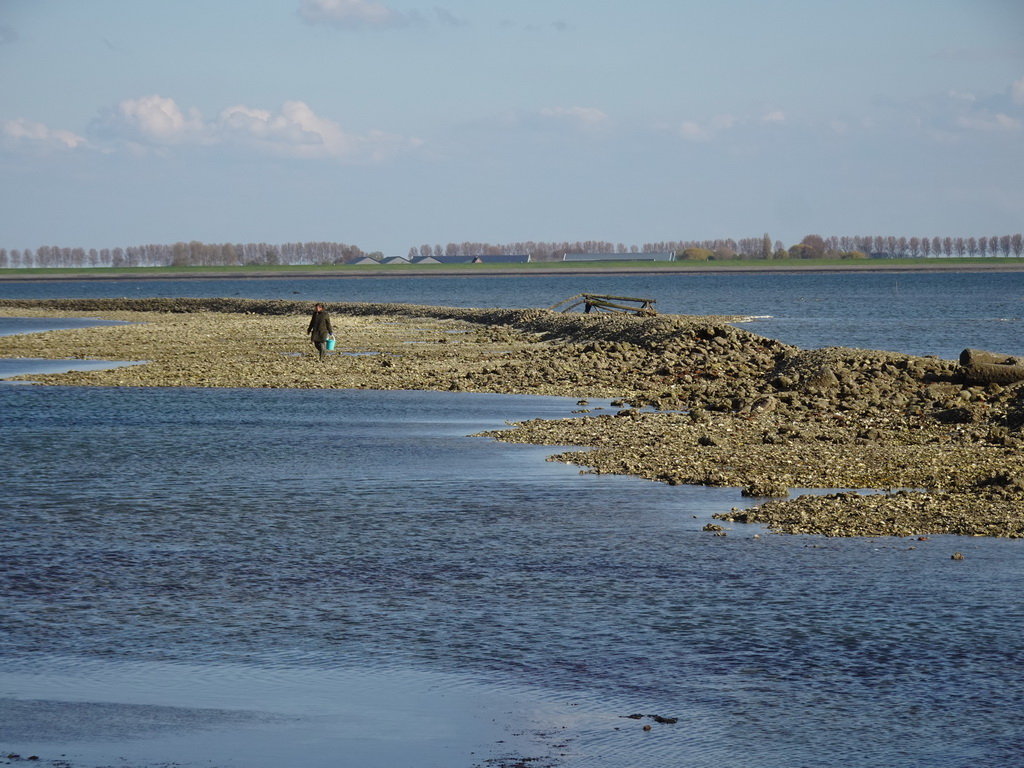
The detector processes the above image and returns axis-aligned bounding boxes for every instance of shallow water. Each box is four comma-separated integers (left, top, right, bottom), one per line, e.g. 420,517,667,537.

3,274,1024,765
2,270,1023,359
0,358,145,379
2,385,1023,767
0,316,127,337
0,657,569,768
0,317,141,378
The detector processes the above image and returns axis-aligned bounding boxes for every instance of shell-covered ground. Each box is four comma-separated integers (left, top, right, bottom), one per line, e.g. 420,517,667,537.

3,297,1023,537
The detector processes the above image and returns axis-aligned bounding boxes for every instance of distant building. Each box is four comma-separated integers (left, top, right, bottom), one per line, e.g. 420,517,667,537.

473,254,531,264
562,252,675,262
350,256,381,265
410,254,532,265
380,256,411,265
416,255,473,264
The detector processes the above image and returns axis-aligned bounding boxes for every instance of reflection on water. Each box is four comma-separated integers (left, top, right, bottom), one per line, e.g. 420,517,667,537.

0,657,564,768
2,385,1023,767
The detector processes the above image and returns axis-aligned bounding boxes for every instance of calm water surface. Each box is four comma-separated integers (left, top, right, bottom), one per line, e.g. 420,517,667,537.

2,270,1023,359
2,273,1024,766
2,385,1023,767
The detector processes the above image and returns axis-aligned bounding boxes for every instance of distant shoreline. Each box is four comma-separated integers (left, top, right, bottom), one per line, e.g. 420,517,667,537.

0,264,1019,284
2,259,1024,282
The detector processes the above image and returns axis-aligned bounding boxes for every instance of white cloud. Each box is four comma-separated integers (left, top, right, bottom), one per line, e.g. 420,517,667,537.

98,94,208,145
218,100,421,160
2,118,88,150
1012,77,1024,106
298,0,406,28
956,112,1022,132
948,90,977,103
762,110,785,123
219,102,344,156
679,114,737,142
539,106,608,126
679,121,712,142
86,95,420,161
927,80,1024,138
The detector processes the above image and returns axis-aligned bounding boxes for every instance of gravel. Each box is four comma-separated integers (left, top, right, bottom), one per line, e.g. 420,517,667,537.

3,297,1023,537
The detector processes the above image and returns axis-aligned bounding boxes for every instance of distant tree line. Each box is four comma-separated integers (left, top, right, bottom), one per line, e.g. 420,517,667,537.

1,233,1021,269
0,240,377,269
407,239,773,262
781,234,1024,260
408,233,1024,262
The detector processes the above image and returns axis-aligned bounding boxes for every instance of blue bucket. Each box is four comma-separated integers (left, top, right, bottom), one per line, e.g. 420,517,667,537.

325,338,336,351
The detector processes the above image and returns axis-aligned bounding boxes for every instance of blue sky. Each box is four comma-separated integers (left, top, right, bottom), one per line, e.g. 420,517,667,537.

2,0,1022,257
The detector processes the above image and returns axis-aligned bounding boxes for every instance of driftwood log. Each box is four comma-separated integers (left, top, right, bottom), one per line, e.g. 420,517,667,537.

959,348,1024,367
960,348,1024,385
547,293,657,316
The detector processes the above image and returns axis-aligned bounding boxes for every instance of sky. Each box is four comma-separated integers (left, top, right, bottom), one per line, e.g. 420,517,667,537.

1,0,1023,257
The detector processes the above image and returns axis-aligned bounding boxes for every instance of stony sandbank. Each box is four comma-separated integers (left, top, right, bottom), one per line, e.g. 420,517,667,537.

2,297,1023,538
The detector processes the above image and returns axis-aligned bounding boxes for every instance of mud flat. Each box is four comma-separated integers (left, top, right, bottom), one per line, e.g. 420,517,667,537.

2,297,1023,538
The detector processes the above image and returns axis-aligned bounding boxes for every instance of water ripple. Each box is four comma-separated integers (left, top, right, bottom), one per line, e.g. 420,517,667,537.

2,385,1023,767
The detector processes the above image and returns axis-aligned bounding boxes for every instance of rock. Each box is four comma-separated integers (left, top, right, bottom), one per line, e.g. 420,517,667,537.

802,367,840,391
931,407,979,424
749,395,778,413
742,481,789,498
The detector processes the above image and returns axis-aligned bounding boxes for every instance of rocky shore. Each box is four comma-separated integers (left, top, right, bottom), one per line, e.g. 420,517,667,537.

3,297,1023,538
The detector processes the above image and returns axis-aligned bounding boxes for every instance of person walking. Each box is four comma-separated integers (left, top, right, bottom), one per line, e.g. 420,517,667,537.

306,302,333,361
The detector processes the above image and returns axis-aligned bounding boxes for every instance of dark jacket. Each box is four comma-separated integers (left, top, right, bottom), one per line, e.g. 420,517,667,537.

307,310,333,344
